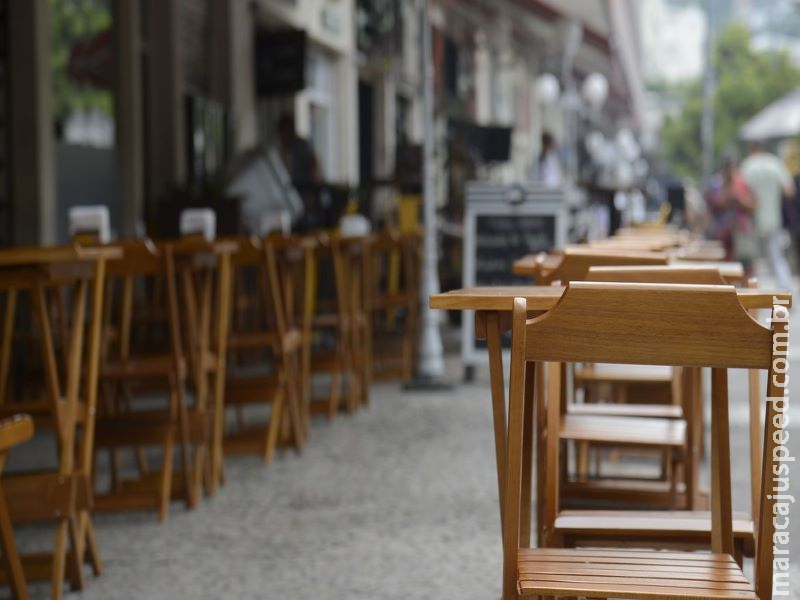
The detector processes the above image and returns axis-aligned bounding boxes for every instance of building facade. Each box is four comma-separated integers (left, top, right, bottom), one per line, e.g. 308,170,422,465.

0,0,645,245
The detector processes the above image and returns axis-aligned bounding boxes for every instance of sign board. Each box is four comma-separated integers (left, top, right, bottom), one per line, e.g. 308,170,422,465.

461,182,567,368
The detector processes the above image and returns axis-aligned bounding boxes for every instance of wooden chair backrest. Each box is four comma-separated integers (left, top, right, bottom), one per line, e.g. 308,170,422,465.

367,230,419,302
539,248,668,285
504,282,783,599
585,238,676,251
586,265,726,285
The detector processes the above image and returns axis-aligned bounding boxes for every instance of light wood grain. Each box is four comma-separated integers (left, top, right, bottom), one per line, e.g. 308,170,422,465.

430,285,791,311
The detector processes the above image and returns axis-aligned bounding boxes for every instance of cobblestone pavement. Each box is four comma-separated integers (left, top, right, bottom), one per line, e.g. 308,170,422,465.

9,283,800,599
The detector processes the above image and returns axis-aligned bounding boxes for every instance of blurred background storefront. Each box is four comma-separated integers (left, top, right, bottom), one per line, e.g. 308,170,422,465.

0,0,645,248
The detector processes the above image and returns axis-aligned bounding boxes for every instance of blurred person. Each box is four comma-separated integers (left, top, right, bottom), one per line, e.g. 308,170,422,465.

741,141,795,290
782,140,800,270
276,112,321,185
537,131,562,188
705,155,757,274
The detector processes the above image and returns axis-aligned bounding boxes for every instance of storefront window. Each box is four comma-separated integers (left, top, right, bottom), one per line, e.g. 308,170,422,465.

51,0,114,147
307,49,337,181
50,0,117,241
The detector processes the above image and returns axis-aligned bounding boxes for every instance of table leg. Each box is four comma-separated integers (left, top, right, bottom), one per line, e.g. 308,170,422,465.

484,311,507,539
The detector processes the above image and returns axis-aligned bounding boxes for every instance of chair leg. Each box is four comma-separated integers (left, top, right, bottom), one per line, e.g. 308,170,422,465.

82,516,102,576
328,371,341,419
51,520,68,600
66,517,85,591
172,382,195,510
192,439,206,503
0,490,27,599
264,391,284,464
159,431,175,522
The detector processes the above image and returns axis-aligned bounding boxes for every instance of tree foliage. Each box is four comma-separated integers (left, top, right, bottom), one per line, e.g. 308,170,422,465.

660,23,800,179
49,0,113,125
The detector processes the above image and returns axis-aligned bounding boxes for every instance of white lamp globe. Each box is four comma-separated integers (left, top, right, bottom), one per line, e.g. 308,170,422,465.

616,128,641,162
582,72,609,109
535,73,560,104
585,130,605,159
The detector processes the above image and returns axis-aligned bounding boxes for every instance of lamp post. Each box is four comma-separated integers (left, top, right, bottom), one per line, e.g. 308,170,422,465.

407,0,450,390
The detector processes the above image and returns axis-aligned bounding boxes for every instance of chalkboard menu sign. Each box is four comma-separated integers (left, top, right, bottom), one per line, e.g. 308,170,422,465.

474,214,556,286
461,183,566,368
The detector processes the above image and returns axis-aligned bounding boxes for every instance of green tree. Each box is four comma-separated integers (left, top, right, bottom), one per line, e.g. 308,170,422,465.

660,23,800,179
49,0,113,127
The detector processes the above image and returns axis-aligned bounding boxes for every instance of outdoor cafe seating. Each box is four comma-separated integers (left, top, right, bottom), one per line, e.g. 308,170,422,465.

0,216,791,600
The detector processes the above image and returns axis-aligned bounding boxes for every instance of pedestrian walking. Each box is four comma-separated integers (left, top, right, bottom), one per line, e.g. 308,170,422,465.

740,141,796,290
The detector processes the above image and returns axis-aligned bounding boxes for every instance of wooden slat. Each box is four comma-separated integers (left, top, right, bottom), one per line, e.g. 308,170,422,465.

560,414,686,447
517,548,755,599
568,403,683,418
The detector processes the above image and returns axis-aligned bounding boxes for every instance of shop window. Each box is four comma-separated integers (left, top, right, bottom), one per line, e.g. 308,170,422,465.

50,0,118,242
50,0,115,148
307,50,337,181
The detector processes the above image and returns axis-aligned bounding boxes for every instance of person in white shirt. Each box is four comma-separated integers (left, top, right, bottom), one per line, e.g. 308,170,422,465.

537,131,562,188
740,141,796,291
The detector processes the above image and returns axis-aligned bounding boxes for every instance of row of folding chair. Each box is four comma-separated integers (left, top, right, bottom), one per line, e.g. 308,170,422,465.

0,229,421,598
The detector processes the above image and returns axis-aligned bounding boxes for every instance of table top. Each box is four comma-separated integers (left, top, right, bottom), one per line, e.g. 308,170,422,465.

0,245,120,267
511,253,745,282
430,285,791,311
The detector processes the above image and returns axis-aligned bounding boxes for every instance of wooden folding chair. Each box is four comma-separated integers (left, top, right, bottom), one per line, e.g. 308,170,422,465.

502,282,783,599
167,238,236,499
533,248,669,285
89,240,194,520
0,414,34,600
308,234,367,415
542,266,759,557
223,235,304,461
0,246,113,599
524,252,685,508
265,234,317,438
367,231,420,381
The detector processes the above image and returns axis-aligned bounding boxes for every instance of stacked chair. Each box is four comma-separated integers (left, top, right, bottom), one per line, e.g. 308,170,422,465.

91,240,195,519
307,234,370,415
367,231,421,381
502,281,780,600
479,226,779,599
224,235,305,461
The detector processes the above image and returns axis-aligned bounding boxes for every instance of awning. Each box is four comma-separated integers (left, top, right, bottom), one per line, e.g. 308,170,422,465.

740,86,800,141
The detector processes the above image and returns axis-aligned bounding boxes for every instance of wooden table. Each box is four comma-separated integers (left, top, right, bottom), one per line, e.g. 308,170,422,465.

430,284,792,534
512,254,746,284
